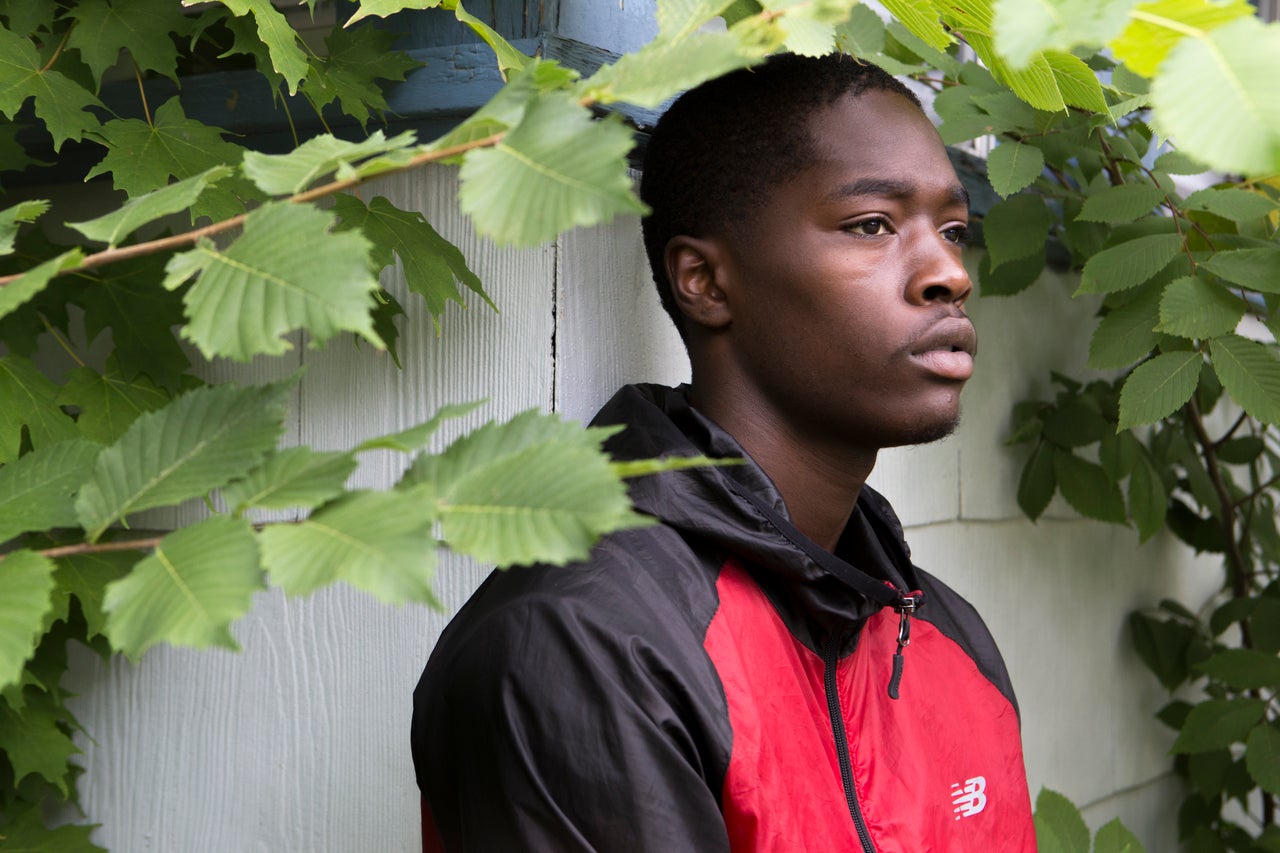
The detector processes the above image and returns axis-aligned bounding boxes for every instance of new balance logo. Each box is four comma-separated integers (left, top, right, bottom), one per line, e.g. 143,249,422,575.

950,776,987,820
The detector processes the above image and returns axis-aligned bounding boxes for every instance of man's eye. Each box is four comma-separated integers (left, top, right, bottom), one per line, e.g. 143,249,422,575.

942,225,970,246
848,218,889,236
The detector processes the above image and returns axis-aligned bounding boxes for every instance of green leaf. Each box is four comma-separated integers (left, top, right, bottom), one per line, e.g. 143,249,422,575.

1200,247,1280,295
458,92,645,246
1196,649,1280,690
260,489,439,604
0,551,55,692
0,249,84,324
164,202,380,361
354,399,483,452
978,249,1046,297
1128,450,1167,542
761,0,841,56
655,0,737,38
1130,611,1192,689
1157,275,1244,339
55,551,138,640
1109,0,1254,77
1183,187,1278,223
992,0,1136,70
1154,149,1208,175
0,689,79,795
84,98,252,222
1091,286,1163,369
57,361,172,445
1054,449,1127,523
1018,442,1057,521
1150,16,1280,177
1246,723,1280,795
0,26,102,150
987,141,1045,198
1099,429,1140,482
103,515,263,657
332,195,491,324
1078,183,1167,224
0,439,101,542
67,0,193,85
69,167,232,248
1042,402,1110,448
446,0,530,78
1171,698,1267,753
221,447,357,513
1093,817,1146,853
406,411,652,566
583,30,756,109
304,24,419,125
1077,233,1183,295
74,380,293,542
0,199,49,255
983,193,1055,269
210,0,309,94
0,354,78,465
835,3,887,54
1117,351,1201,428
1034,788,1090,853
345,0,444,26
880,0,953,50
1214,435,1264,465
0,804,104,852
1209,335,1280,425
242,131,418,195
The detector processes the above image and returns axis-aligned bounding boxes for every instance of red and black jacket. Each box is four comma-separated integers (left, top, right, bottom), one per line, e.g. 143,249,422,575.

412,384,1036,852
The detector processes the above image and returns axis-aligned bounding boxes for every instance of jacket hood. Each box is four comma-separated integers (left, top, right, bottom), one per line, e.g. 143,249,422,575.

593,383,922,646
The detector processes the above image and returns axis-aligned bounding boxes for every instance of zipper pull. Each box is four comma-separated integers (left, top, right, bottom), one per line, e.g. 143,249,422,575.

887,592,922,700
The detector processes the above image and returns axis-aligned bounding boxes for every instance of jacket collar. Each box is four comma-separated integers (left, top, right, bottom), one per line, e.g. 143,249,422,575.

593,384,922,647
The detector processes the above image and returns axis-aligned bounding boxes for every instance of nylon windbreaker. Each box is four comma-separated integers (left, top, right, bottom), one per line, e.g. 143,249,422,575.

412,383,1036,852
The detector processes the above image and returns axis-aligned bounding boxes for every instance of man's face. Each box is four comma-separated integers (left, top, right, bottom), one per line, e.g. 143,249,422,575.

712,89,975,454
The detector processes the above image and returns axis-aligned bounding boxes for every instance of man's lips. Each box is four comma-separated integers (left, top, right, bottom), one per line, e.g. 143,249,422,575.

909,318,977,381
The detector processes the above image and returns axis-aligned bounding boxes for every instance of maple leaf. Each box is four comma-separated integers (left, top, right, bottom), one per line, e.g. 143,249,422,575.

208,0,309,94
58,357,173,445
77,253,192,392
67,0,194,85
0,354,78,464
84,97,256,221
0,26,102,150
304,25,420,125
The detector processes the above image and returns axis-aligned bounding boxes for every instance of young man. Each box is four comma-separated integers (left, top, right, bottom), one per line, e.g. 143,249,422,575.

412,54,1035,851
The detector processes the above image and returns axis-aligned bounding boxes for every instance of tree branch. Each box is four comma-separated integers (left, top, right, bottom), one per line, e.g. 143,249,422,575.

0,132,507,289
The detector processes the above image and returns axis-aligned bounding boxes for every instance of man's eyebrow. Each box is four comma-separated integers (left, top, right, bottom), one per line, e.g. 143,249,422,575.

825,178,971,209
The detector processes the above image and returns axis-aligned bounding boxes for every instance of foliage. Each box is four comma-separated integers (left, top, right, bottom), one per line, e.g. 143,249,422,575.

935,1,1280,848
1035,788,1148,853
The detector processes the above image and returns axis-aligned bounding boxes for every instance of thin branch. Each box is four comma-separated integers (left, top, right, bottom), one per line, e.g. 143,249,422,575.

39,26,73,74
133,58,153,128
1214,411,1250,447
0,131,507,289
28,535,165,561
40,314,86,367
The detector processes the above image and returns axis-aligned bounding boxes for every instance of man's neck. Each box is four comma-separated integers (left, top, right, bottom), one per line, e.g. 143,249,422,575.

689,385,877,553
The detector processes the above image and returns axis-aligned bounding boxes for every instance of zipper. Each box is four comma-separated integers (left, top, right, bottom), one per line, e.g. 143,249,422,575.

823,638,876,853
887,591,923,700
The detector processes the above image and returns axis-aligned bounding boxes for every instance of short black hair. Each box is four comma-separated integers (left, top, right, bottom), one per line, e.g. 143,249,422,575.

639,53,922,335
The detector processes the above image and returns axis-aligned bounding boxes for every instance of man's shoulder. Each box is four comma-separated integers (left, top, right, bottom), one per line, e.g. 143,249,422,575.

425,521,724,676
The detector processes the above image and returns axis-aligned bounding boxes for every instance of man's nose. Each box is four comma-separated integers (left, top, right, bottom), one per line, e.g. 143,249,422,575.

908,234,972,307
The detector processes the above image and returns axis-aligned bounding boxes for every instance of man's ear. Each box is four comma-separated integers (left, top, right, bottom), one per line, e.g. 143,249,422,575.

664,236,733,331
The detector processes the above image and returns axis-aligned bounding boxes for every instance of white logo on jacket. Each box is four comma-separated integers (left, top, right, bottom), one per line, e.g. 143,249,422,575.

950,776,988,819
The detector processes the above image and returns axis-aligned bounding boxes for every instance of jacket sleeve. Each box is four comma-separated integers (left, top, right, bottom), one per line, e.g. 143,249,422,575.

411,588,732,853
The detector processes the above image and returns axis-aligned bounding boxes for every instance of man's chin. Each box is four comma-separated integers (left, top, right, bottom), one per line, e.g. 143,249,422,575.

885,410,962,449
